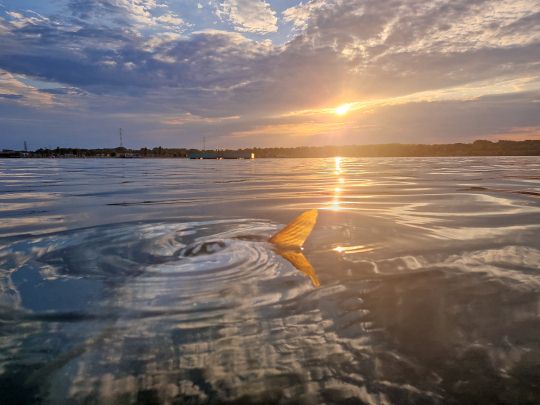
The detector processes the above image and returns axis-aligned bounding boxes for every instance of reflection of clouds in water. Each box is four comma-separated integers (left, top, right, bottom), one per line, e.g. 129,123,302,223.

19,242,540,402
438,246,540,285
0,191,66,236
0,274,21,309
1,220,329,402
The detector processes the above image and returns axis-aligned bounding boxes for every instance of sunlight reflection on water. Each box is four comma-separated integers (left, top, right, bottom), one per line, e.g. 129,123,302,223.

0,157,540,404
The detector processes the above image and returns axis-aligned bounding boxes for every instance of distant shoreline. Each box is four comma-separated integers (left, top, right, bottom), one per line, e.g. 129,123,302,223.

1,139,539,159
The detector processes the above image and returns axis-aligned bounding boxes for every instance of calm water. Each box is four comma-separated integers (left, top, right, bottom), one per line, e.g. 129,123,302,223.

1,157,540,404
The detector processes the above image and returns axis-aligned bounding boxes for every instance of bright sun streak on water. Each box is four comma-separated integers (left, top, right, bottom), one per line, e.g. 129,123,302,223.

335,104,351,116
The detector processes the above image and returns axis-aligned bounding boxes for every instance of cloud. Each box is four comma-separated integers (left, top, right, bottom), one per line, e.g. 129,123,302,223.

222,91,540,146
2,0,538,105
68,0,185,30
0,7,275,96
488,126,540,141
162,113,240,126
5,10,50,29
338,91,540,144
156,12,184,27
0,0,539,148
214,0,278,34
282,0,330,30
229,121,352,140
0,70,57,107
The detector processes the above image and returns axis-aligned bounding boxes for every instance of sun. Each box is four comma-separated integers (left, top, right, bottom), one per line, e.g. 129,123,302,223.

335,103,351,116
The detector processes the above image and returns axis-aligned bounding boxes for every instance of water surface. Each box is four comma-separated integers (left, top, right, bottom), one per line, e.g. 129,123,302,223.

1,157,540,404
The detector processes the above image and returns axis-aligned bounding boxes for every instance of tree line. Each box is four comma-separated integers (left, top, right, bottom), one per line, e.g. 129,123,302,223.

2,139,540,158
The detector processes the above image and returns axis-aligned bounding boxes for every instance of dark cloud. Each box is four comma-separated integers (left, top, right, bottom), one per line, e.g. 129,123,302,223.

67,0,123,19
353,91,540,143
501,11,540,35
39,87,86,95
0,93,23,99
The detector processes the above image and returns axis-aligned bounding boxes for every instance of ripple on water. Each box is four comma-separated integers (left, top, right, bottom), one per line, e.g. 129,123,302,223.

0,219,323,402
1,158,540,404
0,220,316,320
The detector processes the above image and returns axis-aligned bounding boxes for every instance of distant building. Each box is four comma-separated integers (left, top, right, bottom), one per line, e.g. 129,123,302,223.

187,151,255,159
221,151,255,159
188,151,221,159
0,150,22,158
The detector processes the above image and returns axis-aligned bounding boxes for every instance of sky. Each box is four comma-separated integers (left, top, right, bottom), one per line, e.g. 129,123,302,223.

0,0,539,150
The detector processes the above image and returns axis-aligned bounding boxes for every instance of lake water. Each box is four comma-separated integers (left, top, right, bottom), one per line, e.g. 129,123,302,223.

1,157,539,404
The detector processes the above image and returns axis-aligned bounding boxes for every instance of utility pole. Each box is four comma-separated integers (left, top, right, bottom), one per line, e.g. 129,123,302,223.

119,128,124,148
203,136,206,151
24,141,28,152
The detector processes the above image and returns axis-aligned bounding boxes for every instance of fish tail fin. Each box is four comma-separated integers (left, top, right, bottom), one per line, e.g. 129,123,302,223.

269,209,318,248
279,250,320,287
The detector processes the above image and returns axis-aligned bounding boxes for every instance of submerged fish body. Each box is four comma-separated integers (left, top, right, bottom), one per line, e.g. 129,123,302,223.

178,240,227,257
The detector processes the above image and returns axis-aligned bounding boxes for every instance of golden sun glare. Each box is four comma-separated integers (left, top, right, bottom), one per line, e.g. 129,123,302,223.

335,103,351,116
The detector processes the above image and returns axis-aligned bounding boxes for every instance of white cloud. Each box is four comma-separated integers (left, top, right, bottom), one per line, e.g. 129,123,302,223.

68,0,186,31
99,60,117,67
162,112,240,126
121,0,187,30
156,12,185,27
5,9,49,28
123,61,136,70
0,70,57,107
355,0,540,57
215,0,278,34
113,0,158,26
282,0,333,30
142,31,182,51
